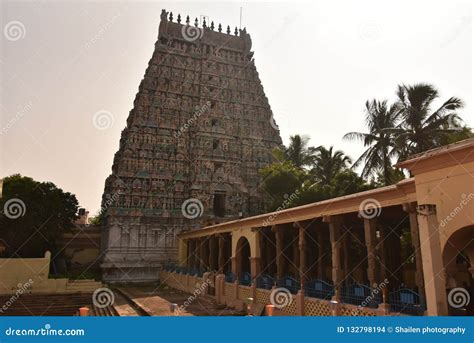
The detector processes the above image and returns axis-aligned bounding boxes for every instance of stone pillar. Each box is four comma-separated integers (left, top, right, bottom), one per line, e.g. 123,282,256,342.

250,257,261,279
342,233,350,284
403,202,426,309
178,238,187,267
194,239,201,269
215,274,225,304
218,235,225,274
417,204,448,315
231,256,238,276
250,230,261,279
362,217,378,288
317,229,324,279
324,215,343,301
294,239,300,276
272,225,285,279
199,238,207,271
209,236,217,271
187,240,193,268
189,239,195,269
295,222,307,288
378,226,387,281
296,289,305,316
264,232,273,275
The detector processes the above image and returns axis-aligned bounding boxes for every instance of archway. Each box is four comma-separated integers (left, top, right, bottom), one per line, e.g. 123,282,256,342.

443,225,473,315
235,237,251,277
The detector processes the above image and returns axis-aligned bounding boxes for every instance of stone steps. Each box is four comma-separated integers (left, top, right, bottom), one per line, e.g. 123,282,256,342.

0,293,93,316
66,280,103,292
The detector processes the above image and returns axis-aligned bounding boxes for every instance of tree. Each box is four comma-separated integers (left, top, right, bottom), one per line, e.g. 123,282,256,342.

324,169,373,197
283,135,317,169
259,160,307,211
394,83,464,157
88,215,101,225
0,174,79,258
311,146,352,184
437,126,473,146
290,169,373,207
261,144,372,211
344,99,400,186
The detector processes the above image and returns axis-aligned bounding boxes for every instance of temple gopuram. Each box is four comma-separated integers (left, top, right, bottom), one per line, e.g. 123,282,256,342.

100,10,282,282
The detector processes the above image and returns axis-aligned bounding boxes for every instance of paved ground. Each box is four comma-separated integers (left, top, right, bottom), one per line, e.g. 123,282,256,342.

117,285,245,316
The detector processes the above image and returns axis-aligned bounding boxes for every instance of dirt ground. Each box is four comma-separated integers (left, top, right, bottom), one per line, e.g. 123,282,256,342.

118,285,246,316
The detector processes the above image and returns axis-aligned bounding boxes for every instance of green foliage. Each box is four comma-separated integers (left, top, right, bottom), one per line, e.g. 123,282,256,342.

325,169,373,197
283,135,317,169
88,215,102,225
395,83,464,156
437,126,473,146
0,174,79,258
345,83,469,184
260,161,306,211
311,146,352,184
288,170,372,207
371,167,406,188
344,99,400,186
260,149,371,211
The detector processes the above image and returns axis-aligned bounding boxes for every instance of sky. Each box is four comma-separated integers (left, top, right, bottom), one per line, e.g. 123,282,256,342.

1,0,472,215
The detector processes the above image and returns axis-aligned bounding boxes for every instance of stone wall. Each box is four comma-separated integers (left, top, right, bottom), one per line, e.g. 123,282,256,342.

0,251,102,295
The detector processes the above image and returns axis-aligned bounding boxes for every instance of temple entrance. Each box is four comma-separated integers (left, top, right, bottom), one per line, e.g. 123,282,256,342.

213,192,226,217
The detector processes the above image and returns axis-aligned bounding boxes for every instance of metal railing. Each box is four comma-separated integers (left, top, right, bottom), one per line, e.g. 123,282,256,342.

305,279,334,300
256,274,274,290
389,287,425,316
340,283,381,308
225,272,236,283
277,276,300,294
240,272,252,286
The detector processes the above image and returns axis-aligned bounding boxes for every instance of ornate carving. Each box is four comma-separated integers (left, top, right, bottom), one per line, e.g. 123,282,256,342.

101,10,282,282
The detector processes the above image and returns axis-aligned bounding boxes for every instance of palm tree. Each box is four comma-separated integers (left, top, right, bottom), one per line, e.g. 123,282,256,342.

395,83,463,157
284,135,316,169
311,146,352,184
343,99,400,185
